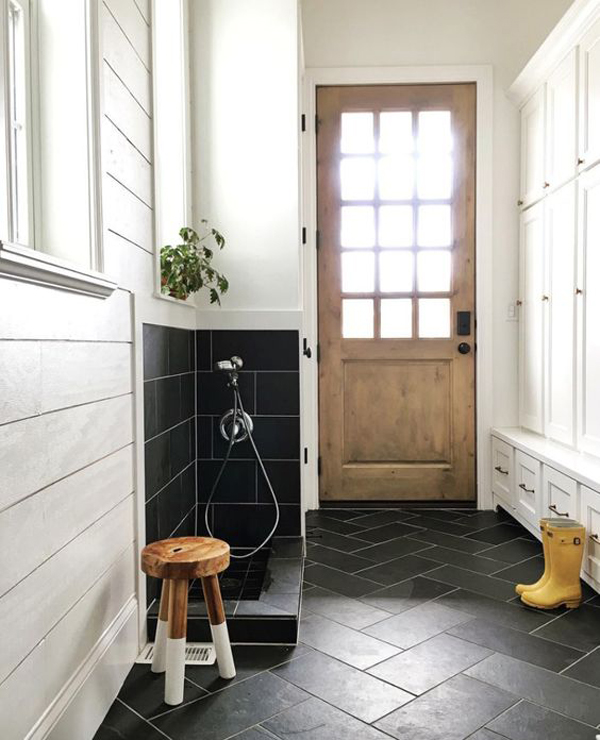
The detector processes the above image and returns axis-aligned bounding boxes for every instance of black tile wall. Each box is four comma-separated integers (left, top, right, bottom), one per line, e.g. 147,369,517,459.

143,324,197,605
196,330,301,547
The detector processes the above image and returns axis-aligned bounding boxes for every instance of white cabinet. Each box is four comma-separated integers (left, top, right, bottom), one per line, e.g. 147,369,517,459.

519,202,545,434
545,183,577,447
515,450,541,527
578,165,600,457
492,437,514,508
520,86,546,207
581,486,600,582
579,18,600,169
546,50,578,190
542,466,578,521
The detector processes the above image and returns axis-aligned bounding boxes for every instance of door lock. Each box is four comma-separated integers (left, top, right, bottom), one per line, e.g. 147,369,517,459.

458,342,471,355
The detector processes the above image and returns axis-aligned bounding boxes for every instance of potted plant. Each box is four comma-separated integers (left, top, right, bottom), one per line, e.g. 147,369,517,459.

160,222,229,303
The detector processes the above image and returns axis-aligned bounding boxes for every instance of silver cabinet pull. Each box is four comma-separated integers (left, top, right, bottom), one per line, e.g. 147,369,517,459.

548,504,569,517
590,533,600,543
519,483,535,493
494,465,509,475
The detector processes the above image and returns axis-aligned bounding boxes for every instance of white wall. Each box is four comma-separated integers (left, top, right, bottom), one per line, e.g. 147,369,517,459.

301,0,573,426
0,1,193,738
189,0,301,314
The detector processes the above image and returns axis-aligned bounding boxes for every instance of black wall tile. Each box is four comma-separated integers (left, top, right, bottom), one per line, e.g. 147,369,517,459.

197,370,255,415
144,433,170,500
170,419,193,477
196,330,212,371
197,415,213,459
143,381,157,440
168,327,193,374
143,324,168,380
181,372,195,419
212,330,299,371
256,372,300,415
155,375,182,433
198,459,257,503
252,417,300,460
258,461,301,504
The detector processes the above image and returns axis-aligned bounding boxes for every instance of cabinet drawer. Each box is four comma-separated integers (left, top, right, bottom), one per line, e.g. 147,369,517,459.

581,486,600,582
542,465,578,521
515,450,541,527
492,437,513,506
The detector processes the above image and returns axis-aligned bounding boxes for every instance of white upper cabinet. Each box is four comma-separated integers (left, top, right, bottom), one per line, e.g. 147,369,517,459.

578,165,600,457
545,182,577,447
579,17,600,170
546,50,578,190
519,202,545,434
520,86,546,207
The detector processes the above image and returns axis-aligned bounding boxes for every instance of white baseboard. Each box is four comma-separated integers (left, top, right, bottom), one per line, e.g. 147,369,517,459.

29,597,138,740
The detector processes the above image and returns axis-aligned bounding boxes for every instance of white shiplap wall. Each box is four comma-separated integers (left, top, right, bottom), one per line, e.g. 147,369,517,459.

0,1,186,738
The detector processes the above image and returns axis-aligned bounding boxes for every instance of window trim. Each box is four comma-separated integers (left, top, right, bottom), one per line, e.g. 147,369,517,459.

0,0,115,298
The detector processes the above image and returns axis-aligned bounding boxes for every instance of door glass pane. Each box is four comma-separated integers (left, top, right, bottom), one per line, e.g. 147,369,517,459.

341,206,375,247
418,111,452,152
343,299,374,338
417,155,453,199
342,252,375,293
379,111,413,153
419,298,451,338
379,156,414,200
379,205,413,247
381,299,412,338
341,157,375,200
417,205,451,247
341,112,374,153
417,250,451,292
379,251,414,292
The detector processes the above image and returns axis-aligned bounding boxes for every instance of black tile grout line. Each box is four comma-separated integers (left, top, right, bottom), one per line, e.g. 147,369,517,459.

558,643,600,675
114,698,174,740
145,460,196,506
145,414,195,445
144,369,196,384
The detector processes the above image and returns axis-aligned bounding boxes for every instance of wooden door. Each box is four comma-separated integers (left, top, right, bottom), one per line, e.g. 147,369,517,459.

520,86,546,207
519,201,545,435
317,84,476,502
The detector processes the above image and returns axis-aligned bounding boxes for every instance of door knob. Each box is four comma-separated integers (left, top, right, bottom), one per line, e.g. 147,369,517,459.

458,342,471,355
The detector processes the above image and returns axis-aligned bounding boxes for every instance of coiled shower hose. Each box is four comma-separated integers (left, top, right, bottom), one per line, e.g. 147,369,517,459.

204,385,280,559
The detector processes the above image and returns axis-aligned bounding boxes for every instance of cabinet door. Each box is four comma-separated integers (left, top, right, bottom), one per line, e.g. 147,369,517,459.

580,486,600,582
542,465,578,521
547,50,578,190
520,86,546,207
515,451,541,528
519,202,545,434
578,166,600,456
545,183,577,447
579,19,600,169
492,437,514,508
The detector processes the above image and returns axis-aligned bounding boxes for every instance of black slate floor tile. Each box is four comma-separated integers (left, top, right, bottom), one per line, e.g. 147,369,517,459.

262,696,393,740
360,576,458,614
486,700,598,740
426,565,519,601
350,510,416,528
314,508,363,521
435,588,556,632
305,543,375,573
476,537,542,564
407,508,470,523
363,601,473,649
152,672,308,740
303,563,381,598
354,536,434,563
272,650,413,723
454,509,511,529
408,528,492,554
117,664,207,719
356,554,443,586
468,730,506,740
467,523,533,545
406,515,479,536
299,613,399,669
232,728,279,740
465,652,600,726
93,700,166,740
305,528,368,553
491,556,545,584
375,674,518,740
304,513,366,535
368,633,492,695
302,585,390,629
356,521,426,543
532,604,600,652
418,546,509,575
447,618,585,672
562,647,600,687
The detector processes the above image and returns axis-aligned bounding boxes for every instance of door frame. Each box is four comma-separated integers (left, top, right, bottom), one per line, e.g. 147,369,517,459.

300,65,494,511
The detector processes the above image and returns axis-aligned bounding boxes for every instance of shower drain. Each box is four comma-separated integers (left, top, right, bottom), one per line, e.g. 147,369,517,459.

137,643,216,666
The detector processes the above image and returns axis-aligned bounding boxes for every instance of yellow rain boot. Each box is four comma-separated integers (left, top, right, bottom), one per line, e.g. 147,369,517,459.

515,518,577,596
521,521,585,610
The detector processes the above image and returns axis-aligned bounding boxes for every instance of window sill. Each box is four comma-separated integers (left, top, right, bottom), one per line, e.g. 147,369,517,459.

0,241,117,298
153,291,197,308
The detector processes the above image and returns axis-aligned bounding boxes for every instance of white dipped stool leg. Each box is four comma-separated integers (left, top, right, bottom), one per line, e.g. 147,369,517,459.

165,579,188,706
151,580,170,673
202,575,236,679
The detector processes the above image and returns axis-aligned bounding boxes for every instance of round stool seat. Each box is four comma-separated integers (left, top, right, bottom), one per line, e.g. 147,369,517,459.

141,536,230,581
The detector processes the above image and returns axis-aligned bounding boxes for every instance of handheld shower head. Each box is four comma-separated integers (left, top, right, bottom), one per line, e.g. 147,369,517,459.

214,356,243,373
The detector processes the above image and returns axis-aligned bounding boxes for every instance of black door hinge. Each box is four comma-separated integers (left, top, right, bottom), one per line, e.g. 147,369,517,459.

301,114,306,132
302,337,312,359
318,456,322,476
316,343,321,363
302,226,307,244
315,230,320,250
315,114,319,134
304,447,308,464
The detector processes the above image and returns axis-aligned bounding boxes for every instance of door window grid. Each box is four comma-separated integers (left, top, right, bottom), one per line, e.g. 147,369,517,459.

340,110,454,339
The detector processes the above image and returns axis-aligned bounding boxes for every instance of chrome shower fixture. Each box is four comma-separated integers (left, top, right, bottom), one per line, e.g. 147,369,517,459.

214,356,243,386
219,408,253,444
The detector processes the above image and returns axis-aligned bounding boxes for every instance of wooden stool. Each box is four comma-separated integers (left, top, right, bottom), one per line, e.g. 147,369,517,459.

141,536,236,705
